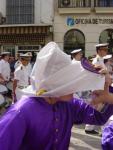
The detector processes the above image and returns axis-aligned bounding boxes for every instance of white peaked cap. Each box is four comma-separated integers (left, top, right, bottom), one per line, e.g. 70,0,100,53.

103,54,112,60
1,52,10,55
20,52,32,57
95,43,108,48
22,42,105,97
71,49,82,54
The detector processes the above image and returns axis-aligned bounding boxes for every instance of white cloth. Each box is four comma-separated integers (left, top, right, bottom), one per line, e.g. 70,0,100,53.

22,42,105,97
0,59,10,81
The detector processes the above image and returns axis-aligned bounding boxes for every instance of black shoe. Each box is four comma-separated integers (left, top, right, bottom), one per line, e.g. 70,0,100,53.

85,130,99,134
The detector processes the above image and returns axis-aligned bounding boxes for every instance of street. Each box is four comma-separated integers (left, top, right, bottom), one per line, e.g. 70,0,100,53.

70,126,101,150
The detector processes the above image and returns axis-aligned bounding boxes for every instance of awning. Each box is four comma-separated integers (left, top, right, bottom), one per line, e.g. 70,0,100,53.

0,25,52,35
0,25,52,44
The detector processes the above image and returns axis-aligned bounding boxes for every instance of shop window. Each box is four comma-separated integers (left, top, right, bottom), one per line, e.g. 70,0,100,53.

99,29,113,53
95,0,113,7
64,29,85,54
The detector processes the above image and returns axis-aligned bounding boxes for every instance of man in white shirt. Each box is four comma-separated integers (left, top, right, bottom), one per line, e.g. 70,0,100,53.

92,43,108,68
13,52,32,102
0,52,11,84
71,49,83,62
14,53,32,73
85,43,109,134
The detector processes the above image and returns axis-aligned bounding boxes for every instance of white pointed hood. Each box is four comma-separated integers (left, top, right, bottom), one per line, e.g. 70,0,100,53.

22,42,105,97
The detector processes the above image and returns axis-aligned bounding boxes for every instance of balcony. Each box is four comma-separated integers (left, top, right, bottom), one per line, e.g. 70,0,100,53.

94,0,113,13
58,0,91,14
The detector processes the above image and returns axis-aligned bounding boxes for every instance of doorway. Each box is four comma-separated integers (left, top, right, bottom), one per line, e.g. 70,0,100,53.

64,29,85,55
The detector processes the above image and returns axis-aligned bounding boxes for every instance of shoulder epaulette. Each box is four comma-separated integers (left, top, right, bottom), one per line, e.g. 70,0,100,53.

97,58,99,61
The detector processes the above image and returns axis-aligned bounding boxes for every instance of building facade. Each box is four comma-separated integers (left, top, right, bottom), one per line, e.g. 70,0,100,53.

54,0,113,56
0,0,54,56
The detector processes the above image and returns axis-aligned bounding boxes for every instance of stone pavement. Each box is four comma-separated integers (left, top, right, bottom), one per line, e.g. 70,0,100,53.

69,125,101,150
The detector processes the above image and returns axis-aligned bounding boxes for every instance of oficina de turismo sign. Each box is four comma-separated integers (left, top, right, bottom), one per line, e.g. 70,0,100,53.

67,16,113,26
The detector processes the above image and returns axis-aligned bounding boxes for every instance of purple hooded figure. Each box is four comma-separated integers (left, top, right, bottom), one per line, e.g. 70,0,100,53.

0,42,112,150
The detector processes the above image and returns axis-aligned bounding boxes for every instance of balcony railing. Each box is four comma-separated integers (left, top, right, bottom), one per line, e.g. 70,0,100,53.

58,0,91,8
94,0,113,7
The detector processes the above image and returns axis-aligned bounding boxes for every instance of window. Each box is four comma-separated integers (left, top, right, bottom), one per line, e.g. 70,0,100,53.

99,29,113,53
95,0,113,7
64,29,85,54
6,0,34,24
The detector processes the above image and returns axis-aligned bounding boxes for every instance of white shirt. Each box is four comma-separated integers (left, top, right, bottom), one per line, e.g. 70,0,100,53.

0,59,11,81
14,60,21,69
14,64,29,87
92,55,106,69
26,63,32,77
14,61,32,76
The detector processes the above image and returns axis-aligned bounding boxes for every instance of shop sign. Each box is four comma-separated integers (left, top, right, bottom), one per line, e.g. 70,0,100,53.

67,16,113,26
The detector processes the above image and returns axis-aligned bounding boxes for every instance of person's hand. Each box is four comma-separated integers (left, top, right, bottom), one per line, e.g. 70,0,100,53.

93,65,108,75
93,64,103,71
91,90,113,105
99,68,108,75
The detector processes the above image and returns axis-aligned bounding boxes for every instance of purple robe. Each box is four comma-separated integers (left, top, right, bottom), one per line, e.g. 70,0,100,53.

0,97,113,150
102,122,113,150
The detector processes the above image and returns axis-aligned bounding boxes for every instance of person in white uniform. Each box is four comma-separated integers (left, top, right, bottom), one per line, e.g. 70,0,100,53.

14,53,21,70
92,43,109,69
85,43,109,134
13,52,32,102
71,49,83,62
14,53,32,74
0,52,11,84
71,49,83,98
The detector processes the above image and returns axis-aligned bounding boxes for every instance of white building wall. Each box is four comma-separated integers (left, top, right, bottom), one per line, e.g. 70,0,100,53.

0,0,6,17
35,0,54,25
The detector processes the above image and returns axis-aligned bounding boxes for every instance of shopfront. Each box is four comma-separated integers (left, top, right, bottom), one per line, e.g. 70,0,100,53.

54,0,113,56
54,14,113,56
0,25,53,57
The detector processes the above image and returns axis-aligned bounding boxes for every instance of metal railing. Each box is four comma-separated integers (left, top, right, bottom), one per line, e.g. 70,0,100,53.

94,0,113,7
58,0,91,8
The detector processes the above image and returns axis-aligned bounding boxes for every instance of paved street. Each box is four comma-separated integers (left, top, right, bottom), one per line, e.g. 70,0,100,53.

69,126,101,150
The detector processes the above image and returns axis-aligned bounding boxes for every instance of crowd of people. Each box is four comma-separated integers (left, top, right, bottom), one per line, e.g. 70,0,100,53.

0,51,37,105
0,42,113,149
71,43,113,136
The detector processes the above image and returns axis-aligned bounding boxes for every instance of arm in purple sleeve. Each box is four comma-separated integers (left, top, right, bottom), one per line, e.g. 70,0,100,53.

71,98,113,125
102,122,113,150
0,108,27,150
